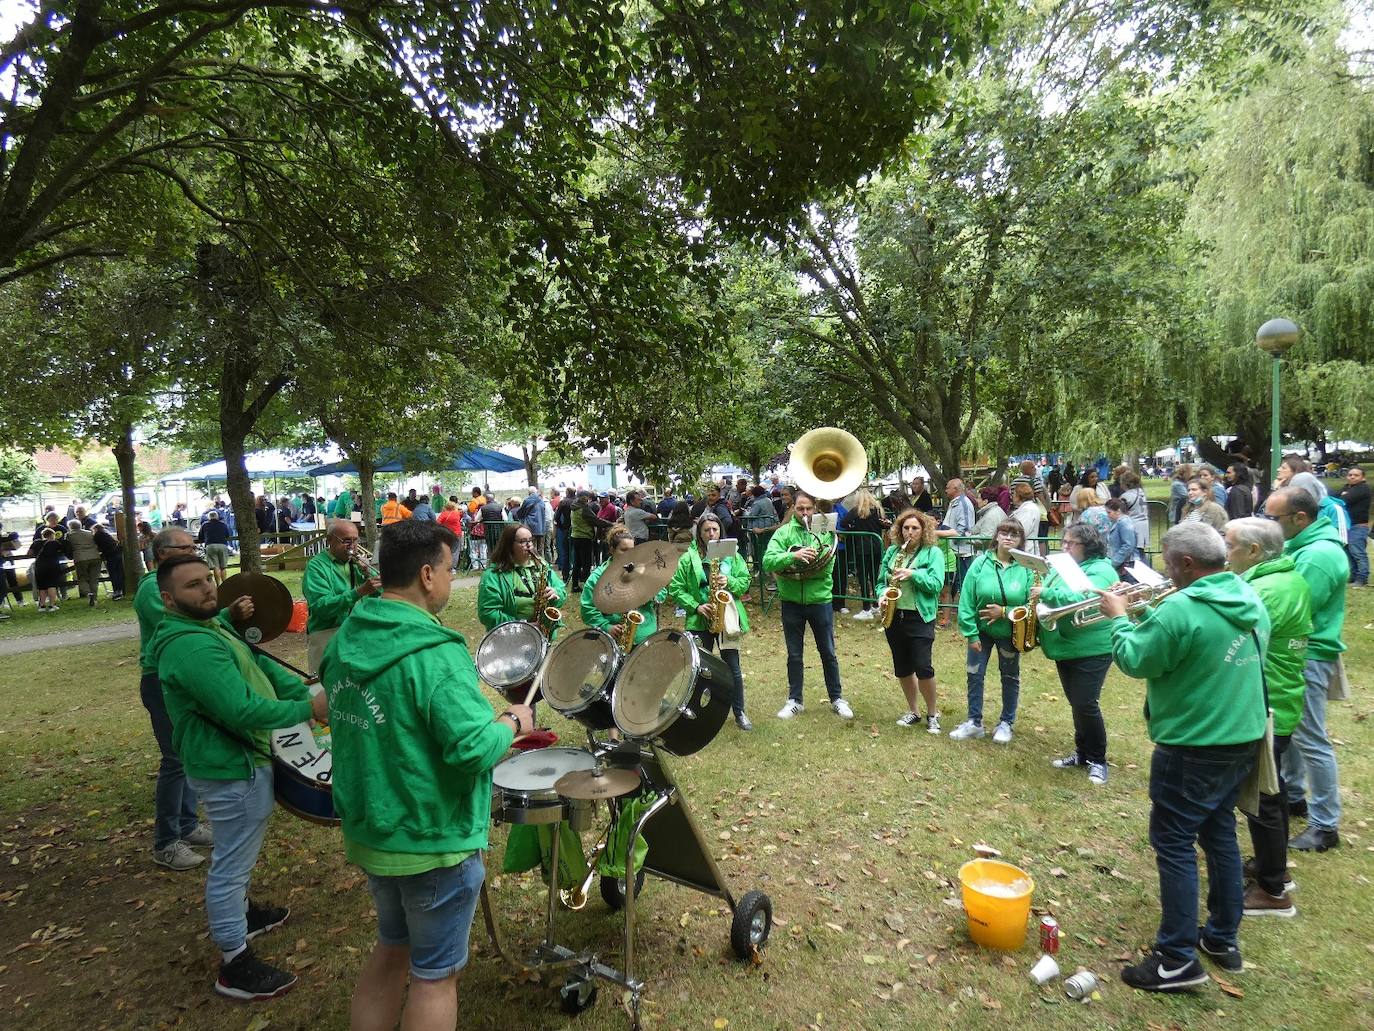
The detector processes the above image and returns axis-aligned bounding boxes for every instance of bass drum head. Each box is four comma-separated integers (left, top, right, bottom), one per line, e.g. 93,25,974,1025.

493,747,596,796
612,630,700,739
475,620,548,689
542,629,620,717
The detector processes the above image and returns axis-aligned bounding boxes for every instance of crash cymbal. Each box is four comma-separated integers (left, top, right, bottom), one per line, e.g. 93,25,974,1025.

592,540,685,613
554,766,641,800
217,572,293,644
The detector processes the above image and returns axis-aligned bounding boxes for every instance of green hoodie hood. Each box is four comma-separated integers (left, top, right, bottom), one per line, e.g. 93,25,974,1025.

324,593,465,682
1242,556,1311,735
1284,514,1349,660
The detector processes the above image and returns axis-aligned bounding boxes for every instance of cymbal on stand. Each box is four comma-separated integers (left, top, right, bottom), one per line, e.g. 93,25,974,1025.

592,540,685,614
555,766,641,800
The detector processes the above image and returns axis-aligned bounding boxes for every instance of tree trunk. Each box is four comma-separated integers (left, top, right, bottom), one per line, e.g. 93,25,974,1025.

222,429,259,574
112,422,143,581
523,438,540,487
357,458,378,550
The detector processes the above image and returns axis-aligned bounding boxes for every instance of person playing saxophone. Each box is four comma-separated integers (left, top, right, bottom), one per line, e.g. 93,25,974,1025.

579,525,664,650
476,524,566,634
876,509,946,731
667,512,753,730
949,520,1033,745
302,519,381,674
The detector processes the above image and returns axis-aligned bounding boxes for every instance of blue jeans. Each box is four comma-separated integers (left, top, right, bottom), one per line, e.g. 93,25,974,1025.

964,635,1019,726
1282,659,1342,832
555,528,571,579
952,554,972,597
367,853,486,980
780,601,843,704
189,768,276,953
1348,524,1369,585
140,673,199,850
1148,742,1255,963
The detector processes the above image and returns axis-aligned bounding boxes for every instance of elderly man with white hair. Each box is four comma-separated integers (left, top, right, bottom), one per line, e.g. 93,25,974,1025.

1099,522,1269,992
1224,517,1312,917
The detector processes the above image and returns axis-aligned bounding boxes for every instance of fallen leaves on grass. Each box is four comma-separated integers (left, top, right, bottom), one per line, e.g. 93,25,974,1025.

1213,973,1244,998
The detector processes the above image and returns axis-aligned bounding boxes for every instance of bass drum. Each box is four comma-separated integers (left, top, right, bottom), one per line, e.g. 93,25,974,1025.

475,620,549,705
271,719,338,825
612,630,730,756
541,628,621,731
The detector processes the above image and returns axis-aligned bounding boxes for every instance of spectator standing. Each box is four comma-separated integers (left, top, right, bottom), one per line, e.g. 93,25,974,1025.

656,487,678,518
935,478,976,600
1,525,25,606
197,511,234,585
515,485,547,549
30,529,71,611
620,488,657,543
436,502,465,571
1340,466,1370,586
1010,483,1041,546
909,476,934,513
553,488,576,580
380,492,411,525
1225,462,1255,520
409,495,435,522
1168,463,1194,524
1119,470,1151,559
91,521,125,598
67,519,103,605
148,503,164,530
1180,479,1228,531
1104,499,1138,576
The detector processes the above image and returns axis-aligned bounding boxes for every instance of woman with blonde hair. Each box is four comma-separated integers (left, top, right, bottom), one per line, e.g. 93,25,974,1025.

877,509,947,731
840,488,887,620
1070,487,1110,534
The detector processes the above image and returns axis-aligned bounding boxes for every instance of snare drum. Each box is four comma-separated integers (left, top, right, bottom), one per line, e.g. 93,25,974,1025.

492,748,597,828
541,628,622,731
612,630,731,756
271,720,338,825
475,620,549,705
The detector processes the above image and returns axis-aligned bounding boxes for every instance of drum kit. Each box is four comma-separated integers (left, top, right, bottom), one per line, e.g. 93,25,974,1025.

474,541,773,1028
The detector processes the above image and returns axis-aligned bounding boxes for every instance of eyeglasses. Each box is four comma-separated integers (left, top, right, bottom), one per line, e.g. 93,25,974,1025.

516,537,535,545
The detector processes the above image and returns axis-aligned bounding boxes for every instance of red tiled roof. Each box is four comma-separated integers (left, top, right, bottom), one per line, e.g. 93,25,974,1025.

32,448,79,477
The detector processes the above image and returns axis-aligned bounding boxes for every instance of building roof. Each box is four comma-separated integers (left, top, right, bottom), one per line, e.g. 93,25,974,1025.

32,448,79,478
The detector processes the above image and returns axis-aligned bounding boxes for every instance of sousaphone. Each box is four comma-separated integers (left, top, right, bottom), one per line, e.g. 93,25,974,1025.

779,427,868,579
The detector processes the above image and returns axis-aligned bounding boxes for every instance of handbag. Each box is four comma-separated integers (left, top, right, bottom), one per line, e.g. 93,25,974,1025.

1237,628,1279,818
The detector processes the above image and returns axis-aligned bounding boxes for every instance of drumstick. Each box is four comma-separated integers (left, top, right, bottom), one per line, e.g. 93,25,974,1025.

521,668,542,707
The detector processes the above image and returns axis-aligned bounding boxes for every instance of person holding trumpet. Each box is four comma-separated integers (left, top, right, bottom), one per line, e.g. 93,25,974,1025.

476,523,567,634
950,520,1033,744
580,524,665,648
302,519,382,675
1032,523,1119,785
667,512,753,730
876,509,946,732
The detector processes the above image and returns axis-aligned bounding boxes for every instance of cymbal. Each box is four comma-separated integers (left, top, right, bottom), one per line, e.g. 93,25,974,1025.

217,572,294,644
555,766,641,800
592,540,685,613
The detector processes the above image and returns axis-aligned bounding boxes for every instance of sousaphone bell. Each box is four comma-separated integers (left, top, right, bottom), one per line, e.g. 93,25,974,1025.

779,427,868,579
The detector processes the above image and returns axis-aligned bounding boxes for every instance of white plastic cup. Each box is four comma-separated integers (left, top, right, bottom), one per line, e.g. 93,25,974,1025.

1029,953,1060,985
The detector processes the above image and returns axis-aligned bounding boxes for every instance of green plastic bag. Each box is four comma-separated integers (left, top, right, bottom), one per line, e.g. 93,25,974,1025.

597,792,654,879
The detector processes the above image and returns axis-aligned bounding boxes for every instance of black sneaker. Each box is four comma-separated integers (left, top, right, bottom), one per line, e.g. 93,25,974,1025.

246,900,290,941
1289,826,1339,852
1121,949,1209,992
1288,798,1308,819
1196,927,1243,972
215,947,297,1001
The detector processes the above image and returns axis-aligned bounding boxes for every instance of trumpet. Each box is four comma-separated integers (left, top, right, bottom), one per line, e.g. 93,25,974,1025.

1035,580,1176,631
349,543,379,581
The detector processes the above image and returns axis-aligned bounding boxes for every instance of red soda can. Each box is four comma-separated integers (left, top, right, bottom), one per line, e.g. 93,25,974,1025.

1039,915,1060,955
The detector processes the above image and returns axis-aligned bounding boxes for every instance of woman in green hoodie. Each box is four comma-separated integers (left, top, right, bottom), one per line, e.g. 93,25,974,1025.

667,512,753,729
476,523,567,635
950,519,1033,745
876,509,947,732
1032,523,1119,786
580,525,666,650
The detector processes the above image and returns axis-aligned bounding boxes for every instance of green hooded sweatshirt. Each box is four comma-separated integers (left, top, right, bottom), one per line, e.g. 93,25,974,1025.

1242,556,1312,736
579,560,664,645
319,595,513,858
1037,557,1119,660
150,612,313,779
476,563,568,633
762,518,836,605
666,544,752,634
875,543,945,621
957,551,1033,639
135,571,234,676
1283,514,1348,661
302,550,362,634
1110,571,1270,747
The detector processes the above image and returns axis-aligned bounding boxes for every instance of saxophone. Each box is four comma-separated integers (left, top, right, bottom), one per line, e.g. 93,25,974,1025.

707,557,730,635
618,609,644,652
532,560,562,638
1009,571,1040,651
877,540,916,629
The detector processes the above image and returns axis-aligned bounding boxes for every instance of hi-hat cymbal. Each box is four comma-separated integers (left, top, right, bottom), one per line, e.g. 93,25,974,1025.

592,540,685,613
554,766,641,800
217,572,293,644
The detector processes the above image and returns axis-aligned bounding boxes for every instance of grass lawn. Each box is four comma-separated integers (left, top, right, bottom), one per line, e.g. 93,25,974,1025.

1,579,1371,1030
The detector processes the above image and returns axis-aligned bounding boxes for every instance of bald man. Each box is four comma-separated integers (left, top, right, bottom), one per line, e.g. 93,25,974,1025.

302,520,380,673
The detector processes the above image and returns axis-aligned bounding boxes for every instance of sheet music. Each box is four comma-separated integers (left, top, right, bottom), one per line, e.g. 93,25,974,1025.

1009,548,1050,575
809,512,838,535
705,539,739,560
1045,552,1093,593
1128,560,1165,587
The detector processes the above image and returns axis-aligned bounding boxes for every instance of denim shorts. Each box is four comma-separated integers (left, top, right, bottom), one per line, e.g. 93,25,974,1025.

367,852,486,980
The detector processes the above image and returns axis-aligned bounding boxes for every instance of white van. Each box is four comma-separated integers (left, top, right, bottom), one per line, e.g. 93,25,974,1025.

86,485,159,520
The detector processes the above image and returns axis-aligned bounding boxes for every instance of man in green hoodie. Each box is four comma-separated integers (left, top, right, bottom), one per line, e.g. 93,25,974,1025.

1101,523,1268,993
1264,486,1348,853
1225,517,1311,917
763,491,852,721
320,518,532,1031
151,555,328,1003
302,519,380,674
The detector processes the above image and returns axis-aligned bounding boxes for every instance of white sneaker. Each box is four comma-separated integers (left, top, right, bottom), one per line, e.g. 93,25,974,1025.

895,711,921,727
839,606,851,614
992,722,1013,745
948,719,984,741
853,609,875,621
1088,762,1109,786
831,698,854,720
776,700,804,719
926,712,942,735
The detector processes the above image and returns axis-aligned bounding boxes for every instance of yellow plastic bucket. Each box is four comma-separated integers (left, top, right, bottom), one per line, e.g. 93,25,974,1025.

958,859,1035,950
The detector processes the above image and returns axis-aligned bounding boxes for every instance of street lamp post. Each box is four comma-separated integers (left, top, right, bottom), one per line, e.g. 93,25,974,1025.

1255,317,1301,486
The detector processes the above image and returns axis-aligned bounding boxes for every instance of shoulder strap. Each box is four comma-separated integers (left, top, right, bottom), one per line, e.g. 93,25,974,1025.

1250,627,1269,714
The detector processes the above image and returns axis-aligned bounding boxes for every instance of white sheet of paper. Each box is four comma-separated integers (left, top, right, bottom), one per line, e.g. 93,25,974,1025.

809,512,838,535
1010,548,1050,575
1128,560,1165,586
705,539,738,561
1045,552,1093,594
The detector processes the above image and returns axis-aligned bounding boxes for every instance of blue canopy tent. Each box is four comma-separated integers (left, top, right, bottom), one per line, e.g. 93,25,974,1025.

305,446,524,477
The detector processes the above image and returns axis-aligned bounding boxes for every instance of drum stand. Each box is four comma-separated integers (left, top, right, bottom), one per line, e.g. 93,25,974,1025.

479,738,772,1028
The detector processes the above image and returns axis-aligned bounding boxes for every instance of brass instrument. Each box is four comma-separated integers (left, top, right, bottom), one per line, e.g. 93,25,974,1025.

1035,580,1176,631
1008,572,1041,651
618,609,645,652
707,558,727,635
349,542,379,581
532,559,562,638
877,540,915,629
776,427,868,581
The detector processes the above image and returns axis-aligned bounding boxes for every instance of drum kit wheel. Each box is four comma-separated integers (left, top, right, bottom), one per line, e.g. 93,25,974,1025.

474,541,773,1029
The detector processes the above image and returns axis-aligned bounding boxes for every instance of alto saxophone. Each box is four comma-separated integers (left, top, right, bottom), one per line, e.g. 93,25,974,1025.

1009,571,1040,651
532,560,562,638
618,609,645,652
707,557,732,635
877,540,916,629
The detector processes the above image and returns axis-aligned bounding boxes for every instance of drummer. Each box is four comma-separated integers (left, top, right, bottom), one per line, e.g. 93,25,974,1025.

579,524,665,649
476,523,567,634
320,519,533,1030
666,512,753,730
149,554,327,1002
302,519,380,674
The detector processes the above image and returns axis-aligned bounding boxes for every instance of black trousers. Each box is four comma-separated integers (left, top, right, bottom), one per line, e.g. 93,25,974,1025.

1055,654,1112,764
688,629,746,715
572,538,596,588
1,568,19,603
1245,733,1292,896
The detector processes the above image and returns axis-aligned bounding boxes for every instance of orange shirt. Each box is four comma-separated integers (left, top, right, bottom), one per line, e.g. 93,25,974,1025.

381,500,412,525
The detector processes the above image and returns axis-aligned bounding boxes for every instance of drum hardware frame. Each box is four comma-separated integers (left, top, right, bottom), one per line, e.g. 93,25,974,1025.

481,740,771,1029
